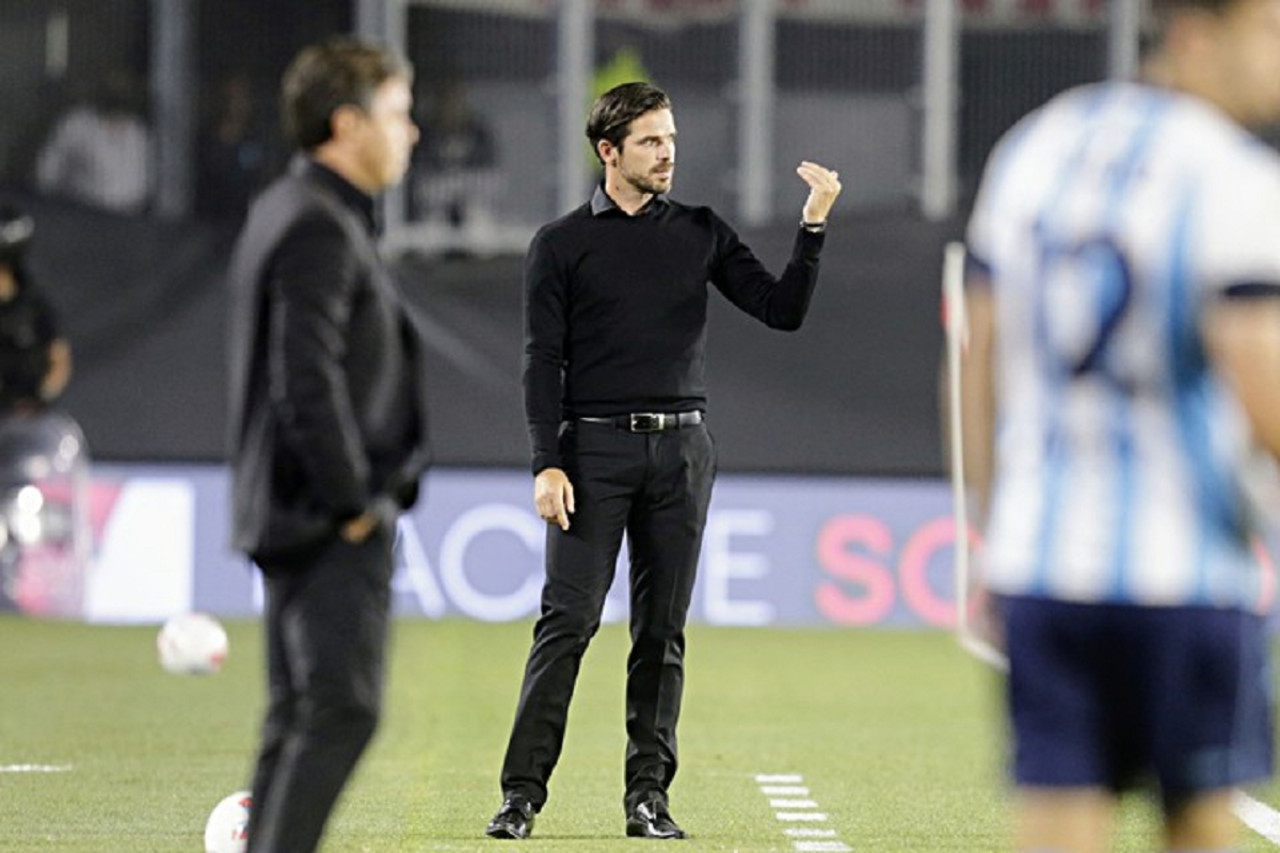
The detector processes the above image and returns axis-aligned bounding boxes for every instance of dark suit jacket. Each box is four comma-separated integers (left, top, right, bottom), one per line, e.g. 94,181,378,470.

227,156,430,566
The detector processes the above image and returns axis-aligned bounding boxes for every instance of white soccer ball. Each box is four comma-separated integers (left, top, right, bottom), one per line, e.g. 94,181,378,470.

156,612,228,675
204,790,251,853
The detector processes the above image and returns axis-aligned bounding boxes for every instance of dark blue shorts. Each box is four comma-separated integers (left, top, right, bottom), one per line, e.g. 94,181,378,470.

1002,595,1272,809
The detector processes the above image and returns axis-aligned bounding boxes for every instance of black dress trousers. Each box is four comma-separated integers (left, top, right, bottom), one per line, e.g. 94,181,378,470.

246,525,395,853
499,419,716,812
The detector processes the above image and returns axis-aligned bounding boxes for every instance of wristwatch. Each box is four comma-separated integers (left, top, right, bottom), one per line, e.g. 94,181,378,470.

801,220,827,234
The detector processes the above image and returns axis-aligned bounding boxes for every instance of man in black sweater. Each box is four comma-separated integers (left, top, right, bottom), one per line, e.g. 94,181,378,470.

486,81,841,841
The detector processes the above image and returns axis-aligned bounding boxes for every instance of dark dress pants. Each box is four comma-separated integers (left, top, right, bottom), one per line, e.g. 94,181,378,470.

499,420,716,812
246,525,395,853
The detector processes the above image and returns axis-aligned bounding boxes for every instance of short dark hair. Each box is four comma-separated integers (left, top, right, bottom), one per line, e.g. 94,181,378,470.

281,37,412,151
585,82,671,164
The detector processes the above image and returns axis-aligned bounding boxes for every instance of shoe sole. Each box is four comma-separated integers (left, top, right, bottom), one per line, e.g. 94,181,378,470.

625,826,687,840
486,822,531,840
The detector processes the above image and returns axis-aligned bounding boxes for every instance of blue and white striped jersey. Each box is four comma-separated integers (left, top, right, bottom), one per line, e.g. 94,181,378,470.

966,81,1280,608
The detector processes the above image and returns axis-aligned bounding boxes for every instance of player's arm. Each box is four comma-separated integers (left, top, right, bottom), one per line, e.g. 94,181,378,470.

1201,156,1280,461
1204,295,1280,461
959,265,997,527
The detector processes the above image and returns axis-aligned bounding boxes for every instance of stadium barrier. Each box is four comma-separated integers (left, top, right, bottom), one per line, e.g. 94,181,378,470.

15,464,970,627
11,463,1275,629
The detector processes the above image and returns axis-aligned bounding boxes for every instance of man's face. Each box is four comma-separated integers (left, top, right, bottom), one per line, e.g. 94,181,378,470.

351,76,419,191
1211,0,1280,125
613,108,676,196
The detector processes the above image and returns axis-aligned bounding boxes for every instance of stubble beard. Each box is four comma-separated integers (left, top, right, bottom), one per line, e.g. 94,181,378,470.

623,165,674,197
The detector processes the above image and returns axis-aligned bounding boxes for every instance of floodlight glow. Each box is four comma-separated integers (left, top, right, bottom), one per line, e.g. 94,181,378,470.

12,514,42,545
15,485,43,515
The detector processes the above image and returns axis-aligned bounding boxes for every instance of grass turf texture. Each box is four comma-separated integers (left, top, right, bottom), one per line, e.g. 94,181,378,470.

0,616,1274,851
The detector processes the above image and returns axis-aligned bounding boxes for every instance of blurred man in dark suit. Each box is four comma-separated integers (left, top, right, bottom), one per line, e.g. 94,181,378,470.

226,37,428,853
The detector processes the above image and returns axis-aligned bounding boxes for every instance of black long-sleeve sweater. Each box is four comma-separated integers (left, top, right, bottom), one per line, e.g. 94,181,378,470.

522,184,826,474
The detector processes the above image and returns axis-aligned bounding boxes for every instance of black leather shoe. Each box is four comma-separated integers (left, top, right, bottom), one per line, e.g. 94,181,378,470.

625,797,687,839
485,795,535,840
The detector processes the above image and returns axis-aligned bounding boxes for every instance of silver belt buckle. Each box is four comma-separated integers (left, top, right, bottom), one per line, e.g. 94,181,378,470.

629,413,663,432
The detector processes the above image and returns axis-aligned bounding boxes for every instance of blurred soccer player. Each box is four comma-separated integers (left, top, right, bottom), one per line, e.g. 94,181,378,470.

226,37,428,853
485,82,841,841
961,1,1280,850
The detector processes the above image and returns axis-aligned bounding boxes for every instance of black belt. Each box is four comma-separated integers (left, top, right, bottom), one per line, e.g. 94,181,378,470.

577,411,704,433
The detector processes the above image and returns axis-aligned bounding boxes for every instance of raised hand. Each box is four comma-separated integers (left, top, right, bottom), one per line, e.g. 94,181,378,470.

796,161,842,224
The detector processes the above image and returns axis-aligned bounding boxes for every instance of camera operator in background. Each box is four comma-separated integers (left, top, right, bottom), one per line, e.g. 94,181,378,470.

0,207,71,416
0,206,73,614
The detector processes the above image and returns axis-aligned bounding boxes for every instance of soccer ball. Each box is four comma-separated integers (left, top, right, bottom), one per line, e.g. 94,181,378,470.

204,790,251,853
156,612,228,675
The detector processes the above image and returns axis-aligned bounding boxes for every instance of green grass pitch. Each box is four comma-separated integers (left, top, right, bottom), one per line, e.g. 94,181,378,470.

1,616,1277,851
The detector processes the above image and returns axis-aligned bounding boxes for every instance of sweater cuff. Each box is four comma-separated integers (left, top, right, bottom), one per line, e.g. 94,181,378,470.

529,420,562,475
794,226,826,260
531,452,562,476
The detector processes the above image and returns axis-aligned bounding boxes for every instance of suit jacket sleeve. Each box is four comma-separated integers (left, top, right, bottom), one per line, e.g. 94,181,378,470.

267,212,370,519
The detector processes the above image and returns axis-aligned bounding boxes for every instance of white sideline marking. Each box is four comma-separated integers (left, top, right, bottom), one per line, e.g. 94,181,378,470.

0,764,72,773
757,772,852,852
785,828,837,838
1233,790,1280,845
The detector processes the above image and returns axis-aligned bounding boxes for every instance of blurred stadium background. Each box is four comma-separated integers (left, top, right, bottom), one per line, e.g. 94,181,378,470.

0,0,1140,472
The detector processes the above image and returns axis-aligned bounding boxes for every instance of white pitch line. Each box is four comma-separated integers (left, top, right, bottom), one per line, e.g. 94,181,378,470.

771,798,819,809
0,764,72,773
785,828,837,838
1233,791,1280,845
794,843,851,853
757,772,853,852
